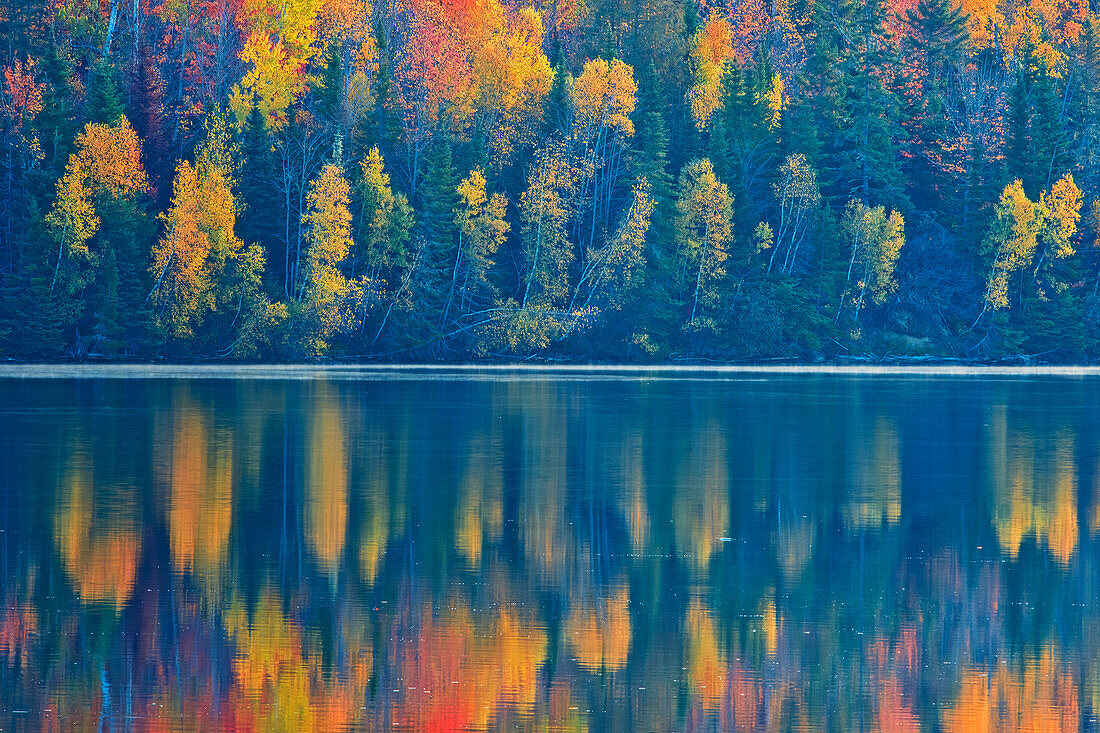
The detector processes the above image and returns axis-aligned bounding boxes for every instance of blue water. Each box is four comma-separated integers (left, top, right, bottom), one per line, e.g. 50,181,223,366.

0,370,1095,731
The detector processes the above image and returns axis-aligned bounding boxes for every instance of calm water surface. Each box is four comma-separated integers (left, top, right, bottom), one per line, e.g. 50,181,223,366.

0,371,1097,731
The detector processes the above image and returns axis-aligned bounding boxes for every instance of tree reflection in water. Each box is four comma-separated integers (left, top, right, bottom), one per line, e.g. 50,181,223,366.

0,374,1097,731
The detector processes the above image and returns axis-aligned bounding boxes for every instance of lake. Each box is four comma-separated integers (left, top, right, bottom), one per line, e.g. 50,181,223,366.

0,367,1097,730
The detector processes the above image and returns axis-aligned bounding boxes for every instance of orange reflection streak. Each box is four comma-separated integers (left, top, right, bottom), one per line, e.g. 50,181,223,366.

11,380,1100,731
565,583,632,673
358,499,390,586
775,515,815,581
167,403,233,594
673,421,729,572
392,598,548,731
225,589,371,732
227,593,317,730
878,679,921,732
358,425,397,587
53,449,141,612
455,433,504,568
944,652,1078,732
684,599,726,709
0,601,36,670
616,428,650,555
518,383,572,581
307,384,349,577
720,663,774,732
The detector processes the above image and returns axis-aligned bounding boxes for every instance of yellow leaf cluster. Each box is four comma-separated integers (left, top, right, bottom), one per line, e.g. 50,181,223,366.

579,176,655,309
318,0,373,46
456,166,510,295
1042,173,1083,259
985,180,1040,309
983,174,1082,310
396,0,553,164
46,118,148,293
674,158,733,323
151,162,217,336
519,140,585,309
303,164,353,293
150,113,247,340
231,0,324,126
760,71,783,130
841,198,905,312
474,7,554,163
689,17,735,129
571,57,637,140
770,153,820,274
299,163,354,354
962,0,1088,71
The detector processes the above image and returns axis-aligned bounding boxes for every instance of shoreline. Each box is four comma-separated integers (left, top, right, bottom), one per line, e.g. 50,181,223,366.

4,363,1100,379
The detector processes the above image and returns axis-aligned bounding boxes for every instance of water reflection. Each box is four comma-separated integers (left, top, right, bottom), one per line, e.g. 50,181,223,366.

54,444,142,612
1,375,1099,729
165,387,233,596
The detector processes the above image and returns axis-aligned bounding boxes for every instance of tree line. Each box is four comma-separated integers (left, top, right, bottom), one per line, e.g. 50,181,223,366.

0,0,1097,361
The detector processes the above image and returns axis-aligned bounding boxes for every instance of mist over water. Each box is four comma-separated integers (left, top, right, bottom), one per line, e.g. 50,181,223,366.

0,374,1097,730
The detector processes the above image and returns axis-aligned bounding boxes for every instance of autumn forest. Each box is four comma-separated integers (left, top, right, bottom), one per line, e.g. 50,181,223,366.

1,0,1099,361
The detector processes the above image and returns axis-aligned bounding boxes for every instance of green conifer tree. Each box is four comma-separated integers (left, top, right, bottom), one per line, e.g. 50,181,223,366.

902,0,969,215
239,105,286,295
410,140,461,331
1007,44,1068,194
86,59,125,125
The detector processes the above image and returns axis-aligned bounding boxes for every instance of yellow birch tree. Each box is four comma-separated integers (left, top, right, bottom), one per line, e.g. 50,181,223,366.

674,159,733,330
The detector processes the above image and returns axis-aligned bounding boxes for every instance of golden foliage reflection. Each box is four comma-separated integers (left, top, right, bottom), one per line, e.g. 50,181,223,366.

565,583,632,673
53,447,141,612
988,408,1079,565
167,396,233,593
307,384,349,576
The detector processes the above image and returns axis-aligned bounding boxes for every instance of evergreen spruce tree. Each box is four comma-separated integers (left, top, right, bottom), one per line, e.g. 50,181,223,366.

129,41,169,200
906,0,968,77
316,40,344,131
628,73,678,351
1071,17,1100,198
805,0,905,206
542,61,573,140
239,105,285,295
416,141,460,249
709,54,778,234
1007,43,1068,194
37,47,80,170
0,250,76,357
408,140,460,337
631,83,676,250
902,0,969,216
86,59,125,125
368,25,401,164
796,0,849,199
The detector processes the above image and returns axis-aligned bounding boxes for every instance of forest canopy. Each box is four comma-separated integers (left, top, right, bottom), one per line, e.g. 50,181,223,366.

0,0,1098,361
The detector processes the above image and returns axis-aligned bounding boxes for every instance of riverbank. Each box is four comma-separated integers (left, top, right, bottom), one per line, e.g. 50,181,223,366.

5,363,1100,379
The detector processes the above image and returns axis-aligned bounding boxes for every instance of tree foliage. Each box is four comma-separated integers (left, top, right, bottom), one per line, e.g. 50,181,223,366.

297,161,354,355
1,0,1099,360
